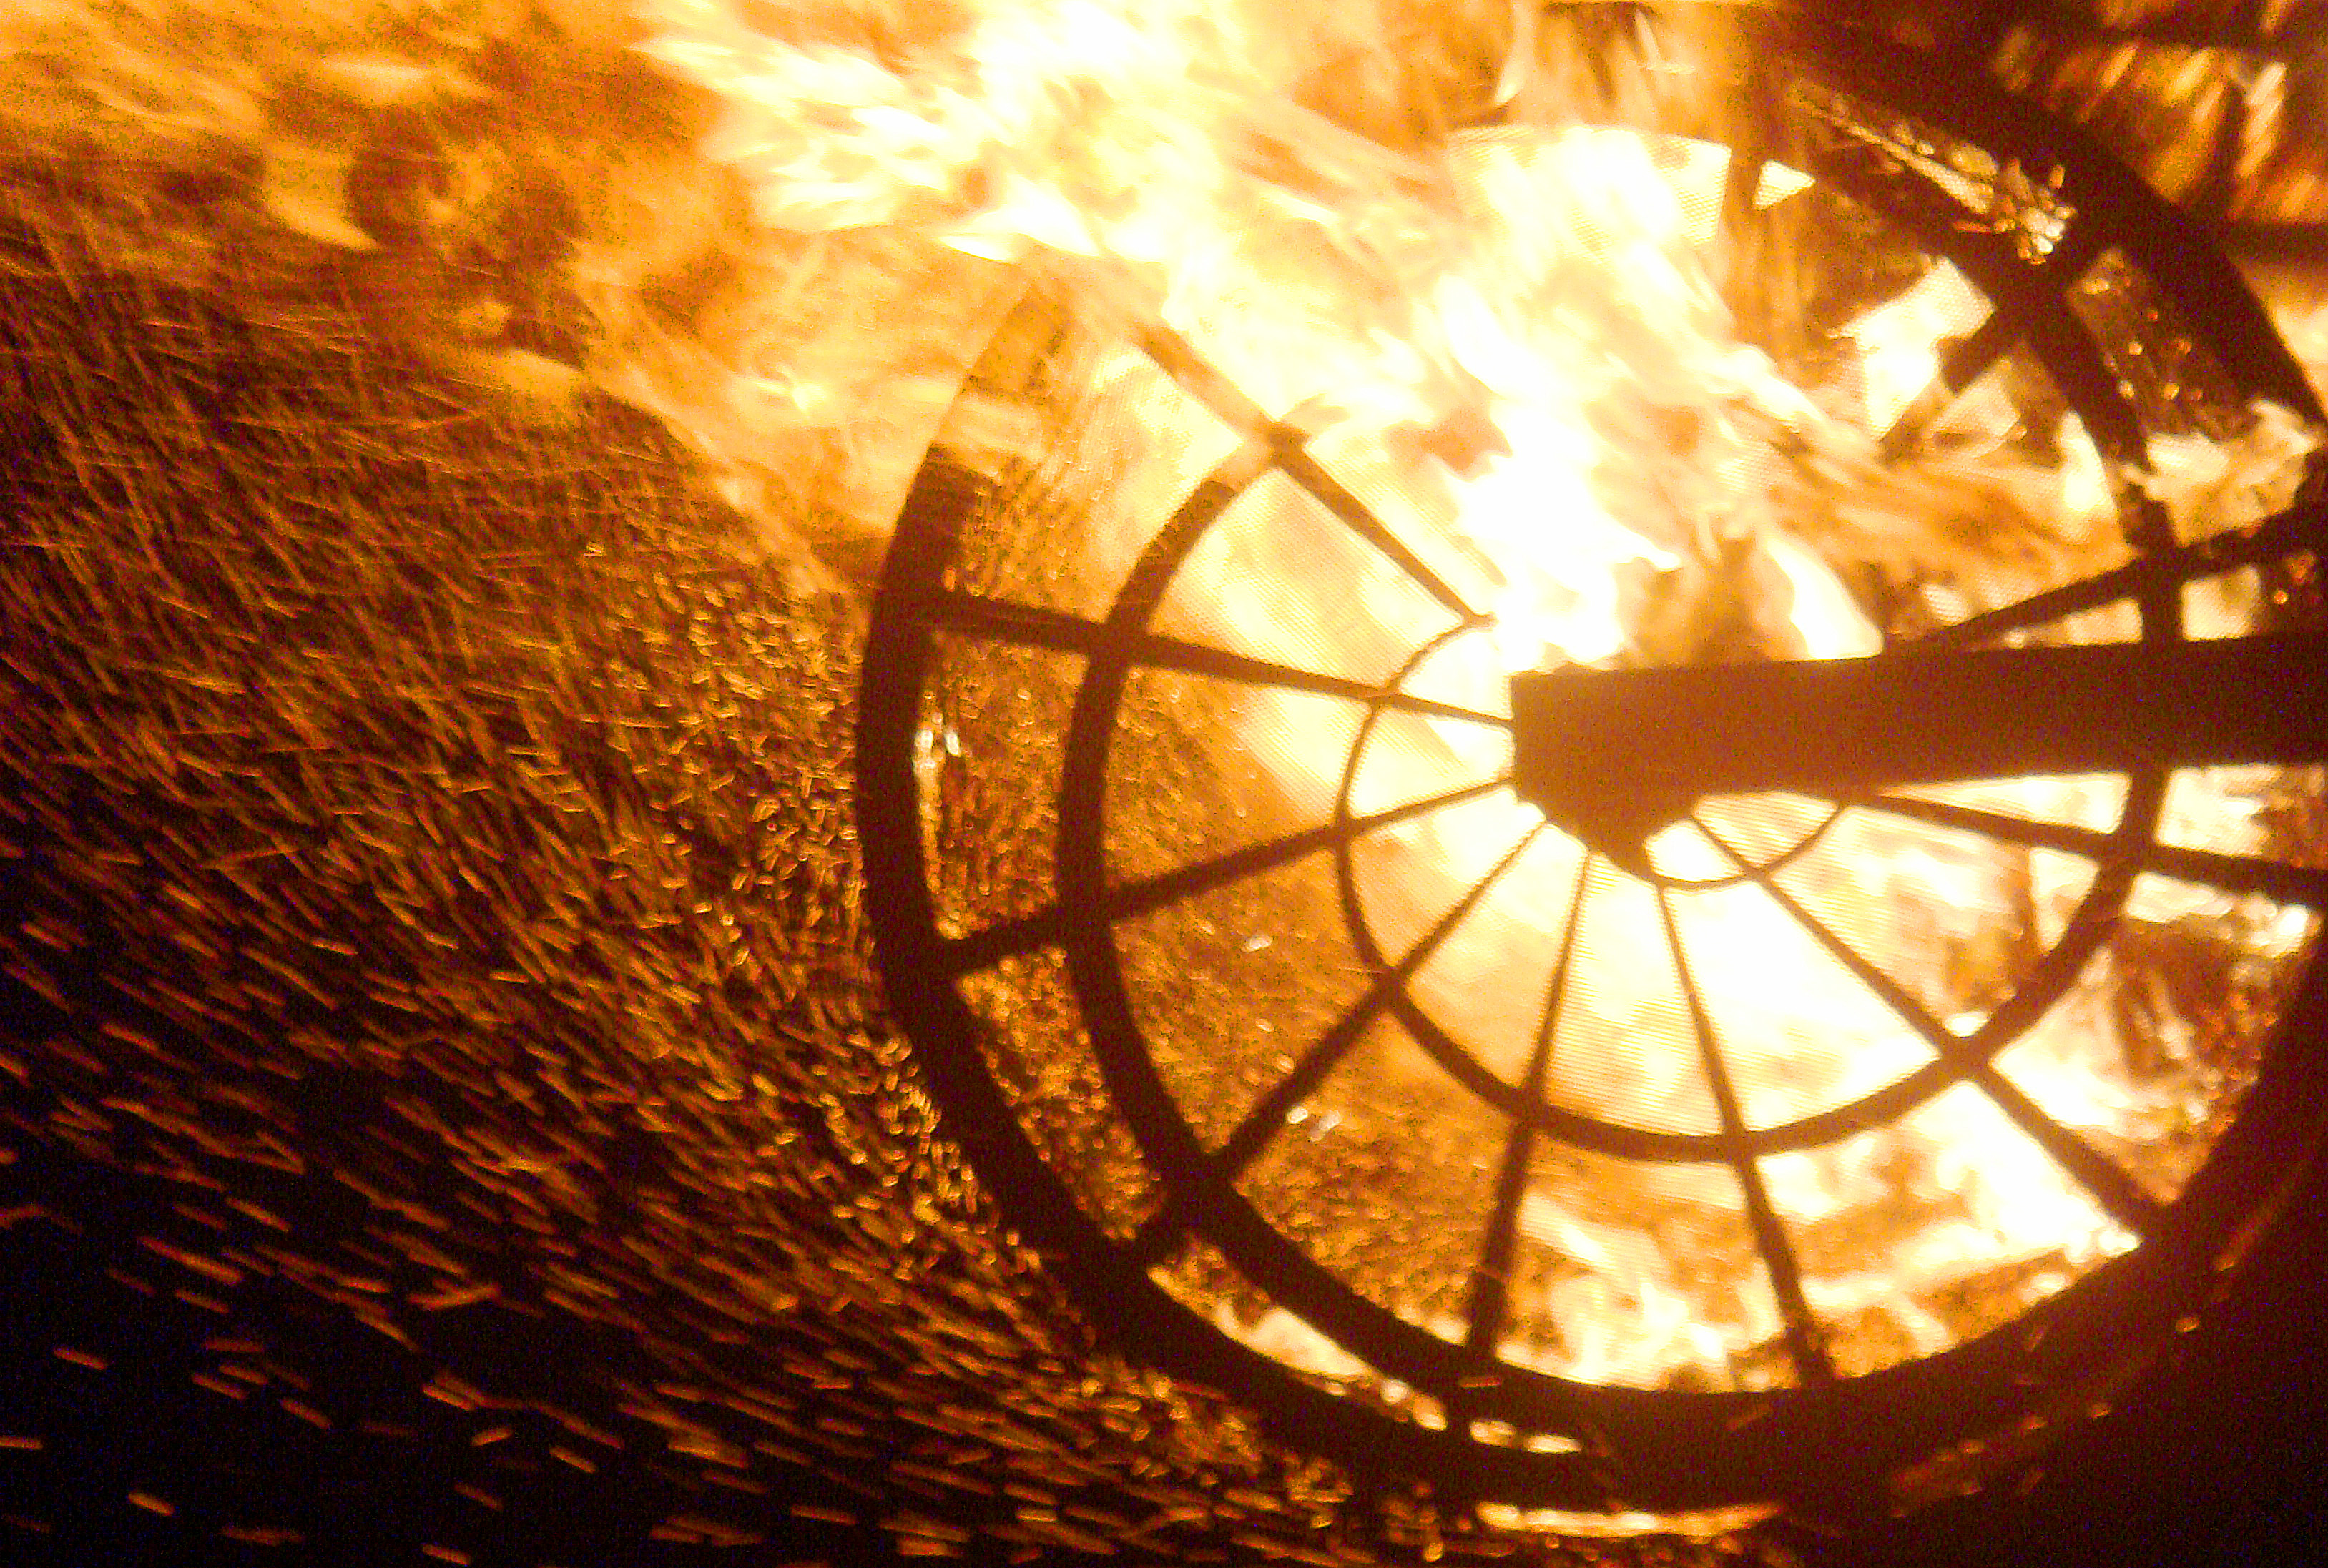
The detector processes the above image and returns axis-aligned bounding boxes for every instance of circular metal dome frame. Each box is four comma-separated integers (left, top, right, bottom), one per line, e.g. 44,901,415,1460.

855,23,2328,1518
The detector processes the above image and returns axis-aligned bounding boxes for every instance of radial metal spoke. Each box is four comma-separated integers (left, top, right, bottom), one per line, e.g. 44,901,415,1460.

1968,1068,2170,1237
1131,320,1276,432
1208,823,1546,1184
935,907,1066,977
1465,857,1594,1359
1109,776,1517,943
1716,148,1786,302
940,774,1517,975
1277,444,1486,623
1697,817,1963,1053
1135,322,1485,625
1877,309,2018,459
1804,132,2146,465
1862,792,2328,908
1696,819,2167,1238
1719,139,1765,233
1864,164,2111,460
1655,887,1836,1386
1125,823,1546,1268
1123,1201,1193,1269
1911,493,2328,651
1860,791,2114,852
925,587,1511,729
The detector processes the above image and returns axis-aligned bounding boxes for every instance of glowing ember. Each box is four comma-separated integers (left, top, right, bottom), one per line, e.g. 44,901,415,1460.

7,0,2328,1549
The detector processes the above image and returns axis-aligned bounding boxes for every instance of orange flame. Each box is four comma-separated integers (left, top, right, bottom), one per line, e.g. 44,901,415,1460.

641,0,2323,1408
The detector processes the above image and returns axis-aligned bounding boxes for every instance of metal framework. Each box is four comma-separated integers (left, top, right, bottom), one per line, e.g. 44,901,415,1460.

855,24,2328,1517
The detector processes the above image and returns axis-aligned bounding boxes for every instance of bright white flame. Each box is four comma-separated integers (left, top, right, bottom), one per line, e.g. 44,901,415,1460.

644,0,2325,1421
1847,259,1989,435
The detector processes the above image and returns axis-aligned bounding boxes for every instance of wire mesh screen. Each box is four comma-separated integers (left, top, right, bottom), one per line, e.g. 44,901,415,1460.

860,27,2328,1518
6,4,2328,1559
905,286,2317,1386
0,240,1584,1568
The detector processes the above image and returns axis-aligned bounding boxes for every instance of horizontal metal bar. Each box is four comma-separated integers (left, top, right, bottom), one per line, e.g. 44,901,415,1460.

1511,633,2328,816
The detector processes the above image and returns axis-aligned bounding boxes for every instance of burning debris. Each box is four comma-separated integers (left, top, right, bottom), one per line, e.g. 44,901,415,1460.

0,237,1518,1564
4,0,2328,1558
1,0,2320,576
867,1,2324,1438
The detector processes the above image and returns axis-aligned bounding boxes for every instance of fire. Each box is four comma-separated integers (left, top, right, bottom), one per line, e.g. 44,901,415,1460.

639,0,2323,1431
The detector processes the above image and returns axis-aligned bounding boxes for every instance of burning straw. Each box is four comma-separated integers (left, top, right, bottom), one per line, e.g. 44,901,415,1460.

4,0,2328,1554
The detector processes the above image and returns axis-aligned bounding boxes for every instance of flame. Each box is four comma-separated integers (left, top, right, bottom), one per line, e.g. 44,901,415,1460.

638,0,2324,1424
